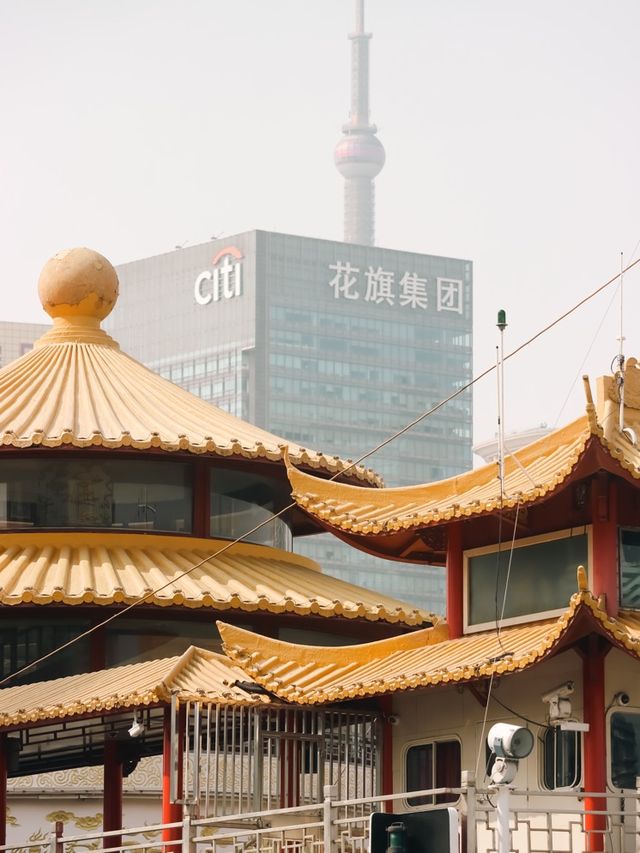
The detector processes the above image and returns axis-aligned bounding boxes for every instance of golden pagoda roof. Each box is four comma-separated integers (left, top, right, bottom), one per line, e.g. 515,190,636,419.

0,247,379,485
219,582,640,704
0,532,431,626
0,646,269,729
286,362,640,538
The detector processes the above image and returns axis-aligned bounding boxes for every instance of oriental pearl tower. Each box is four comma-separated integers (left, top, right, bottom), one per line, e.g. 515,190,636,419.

334,0,385,246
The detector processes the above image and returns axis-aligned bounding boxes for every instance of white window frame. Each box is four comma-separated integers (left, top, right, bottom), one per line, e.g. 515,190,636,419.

402,735,462,809
463,526,592,634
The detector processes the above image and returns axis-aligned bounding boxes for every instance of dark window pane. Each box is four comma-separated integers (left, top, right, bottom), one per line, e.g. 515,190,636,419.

406,740,460,806
210,468,292,550
611,712,640,789
435,740,461,803
0,458,192,533
620,529,640,608
468,533,588,626
0,618,90,684
542,727,580,790
406,743,433,806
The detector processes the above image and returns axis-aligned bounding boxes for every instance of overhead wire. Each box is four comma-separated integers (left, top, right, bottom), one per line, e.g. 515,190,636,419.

553,283,620,428
555,233,640,427
1,257,639,689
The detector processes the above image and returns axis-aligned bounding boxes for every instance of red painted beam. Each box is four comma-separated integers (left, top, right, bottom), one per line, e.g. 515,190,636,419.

446,522,463,638
162,706,184,852
583,638,608,852
103,737,123,851
379,696,394,811
590,474,619,616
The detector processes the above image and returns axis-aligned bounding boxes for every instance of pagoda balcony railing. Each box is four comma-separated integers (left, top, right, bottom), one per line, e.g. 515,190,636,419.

5,778,640,853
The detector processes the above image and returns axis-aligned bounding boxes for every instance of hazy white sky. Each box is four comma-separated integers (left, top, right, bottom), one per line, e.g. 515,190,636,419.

2,0,640,449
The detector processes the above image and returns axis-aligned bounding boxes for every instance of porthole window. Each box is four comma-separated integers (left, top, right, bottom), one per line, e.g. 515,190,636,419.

541,726,581,790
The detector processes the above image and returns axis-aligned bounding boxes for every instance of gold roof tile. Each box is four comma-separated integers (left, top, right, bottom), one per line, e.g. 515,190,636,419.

286,415,592,535
284,362,640,536
0,248,380,485
220,588,640,704
0,532,432,626
0,646,267,728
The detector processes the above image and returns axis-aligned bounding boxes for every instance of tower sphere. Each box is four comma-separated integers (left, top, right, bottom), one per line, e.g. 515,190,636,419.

38,247,119,320
334,133,386,179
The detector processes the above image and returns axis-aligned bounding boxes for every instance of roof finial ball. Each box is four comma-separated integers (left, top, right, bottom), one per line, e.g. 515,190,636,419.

38,248,119,323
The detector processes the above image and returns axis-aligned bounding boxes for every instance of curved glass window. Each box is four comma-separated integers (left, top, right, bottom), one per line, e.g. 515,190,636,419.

210,468,292,550
0,458,192,533
105,618,223,666
0,617,90,685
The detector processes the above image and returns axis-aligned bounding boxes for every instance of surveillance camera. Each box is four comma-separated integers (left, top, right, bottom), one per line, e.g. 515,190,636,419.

541,681,574,704
541,681,574,721
387,714,400,726
128,718,145,738
487,723,534,760
614,692,630,706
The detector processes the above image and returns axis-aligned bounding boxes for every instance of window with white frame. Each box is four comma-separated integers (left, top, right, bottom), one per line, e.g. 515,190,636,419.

541,726,581,790
610,711,640,789
405,739,460,805
465,529,588,631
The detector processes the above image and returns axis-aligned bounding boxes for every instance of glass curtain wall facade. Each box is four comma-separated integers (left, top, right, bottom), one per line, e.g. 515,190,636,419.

109,231,473,614
0,322,49,368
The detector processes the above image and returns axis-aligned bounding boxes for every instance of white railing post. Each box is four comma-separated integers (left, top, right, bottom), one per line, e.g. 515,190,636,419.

461,770,476,853
495,787,511,853
181,811,194,853
323,783,338,853
48,820,63,853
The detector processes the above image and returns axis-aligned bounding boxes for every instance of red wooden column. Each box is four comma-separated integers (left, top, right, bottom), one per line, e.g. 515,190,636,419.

583,637,609,852
0,734,7,847
162,706,184,851
193,461,211,538
279,711,299,808
103,737,123,851
379,696,394,811
446,522,464,638
590,473,619,617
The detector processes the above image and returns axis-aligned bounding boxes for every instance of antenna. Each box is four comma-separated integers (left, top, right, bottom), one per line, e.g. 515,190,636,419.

333,0,385,245
496,310,507,488
618,251,626,433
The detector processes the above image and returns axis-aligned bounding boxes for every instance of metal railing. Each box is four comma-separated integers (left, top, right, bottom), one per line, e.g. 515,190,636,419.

4,777,640,853
179,703,379,818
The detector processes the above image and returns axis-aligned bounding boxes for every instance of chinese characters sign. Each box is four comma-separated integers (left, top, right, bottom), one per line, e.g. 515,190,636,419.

328,261,465,314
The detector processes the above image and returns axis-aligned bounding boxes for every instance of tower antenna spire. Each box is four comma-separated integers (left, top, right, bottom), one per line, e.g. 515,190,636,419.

334,0,385,246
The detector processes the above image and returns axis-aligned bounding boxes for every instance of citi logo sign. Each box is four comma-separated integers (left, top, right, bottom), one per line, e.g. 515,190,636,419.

194,246,243,305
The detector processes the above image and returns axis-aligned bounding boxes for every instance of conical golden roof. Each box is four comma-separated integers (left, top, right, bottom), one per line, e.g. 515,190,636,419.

0,248,379,484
